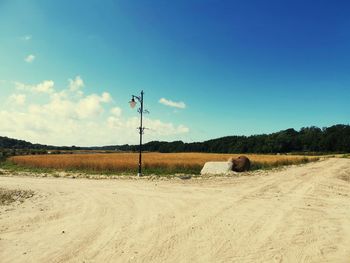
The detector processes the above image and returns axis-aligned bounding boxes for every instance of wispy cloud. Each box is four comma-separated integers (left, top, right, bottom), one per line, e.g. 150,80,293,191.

8,94,26,105
21,35,32,41
159,98,186,109
69,75,84,92
24,54,35,63
15,80,55,94
110,107,122,117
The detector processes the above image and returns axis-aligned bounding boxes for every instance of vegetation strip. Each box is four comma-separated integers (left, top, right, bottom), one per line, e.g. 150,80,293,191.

2,124,349,154
0,188,34,206
2,153,320,176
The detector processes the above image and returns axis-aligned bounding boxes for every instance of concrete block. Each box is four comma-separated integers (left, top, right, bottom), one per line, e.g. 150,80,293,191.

200,161,236,176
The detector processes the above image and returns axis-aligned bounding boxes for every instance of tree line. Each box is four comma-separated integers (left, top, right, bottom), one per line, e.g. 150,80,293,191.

113,124,350,153
1,124,350,154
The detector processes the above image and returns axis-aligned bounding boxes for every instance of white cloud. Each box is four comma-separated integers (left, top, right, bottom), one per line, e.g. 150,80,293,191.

22,35,32,41
15,80,55,94
25,54,35,63
110,107,122,117
144,119,189,135
101,92,112,103
34,80,54,93
76,94,109,119
1,77,189,146
14,82,27,90
69,75,84,92
159,98,186,109
8,94,26,105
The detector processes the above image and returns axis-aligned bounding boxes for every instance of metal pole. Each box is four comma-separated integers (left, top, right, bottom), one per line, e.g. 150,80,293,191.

138,91,144,177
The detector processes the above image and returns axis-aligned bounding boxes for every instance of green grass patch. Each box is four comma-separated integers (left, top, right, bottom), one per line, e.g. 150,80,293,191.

0,160,55,174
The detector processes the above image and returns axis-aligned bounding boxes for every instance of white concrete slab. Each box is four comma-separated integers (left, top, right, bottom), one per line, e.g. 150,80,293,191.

200,161,236,176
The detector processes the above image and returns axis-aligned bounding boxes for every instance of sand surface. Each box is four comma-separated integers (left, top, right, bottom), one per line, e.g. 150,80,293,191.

0,158,350,263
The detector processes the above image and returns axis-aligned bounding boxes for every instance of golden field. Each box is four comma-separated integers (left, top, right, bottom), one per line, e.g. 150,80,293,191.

8,153,319,174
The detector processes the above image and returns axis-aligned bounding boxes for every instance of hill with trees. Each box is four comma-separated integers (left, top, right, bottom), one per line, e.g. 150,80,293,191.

1,124,350,154
112,124,350,154
0,136,78,151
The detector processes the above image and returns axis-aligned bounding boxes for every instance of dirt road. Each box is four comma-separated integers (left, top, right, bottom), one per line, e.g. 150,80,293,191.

1,158,350,263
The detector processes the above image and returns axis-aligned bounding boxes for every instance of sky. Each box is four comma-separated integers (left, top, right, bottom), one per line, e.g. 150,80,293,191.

0,0,349,146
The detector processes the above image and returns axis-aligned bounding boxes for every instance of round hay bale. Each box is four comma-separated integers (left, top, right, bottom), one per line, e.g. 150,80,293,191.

229,156,251,172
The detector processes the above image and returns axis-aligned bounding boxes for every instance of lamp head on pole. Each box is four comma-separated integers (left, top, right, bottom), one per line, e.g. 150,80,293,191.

129,97,136,109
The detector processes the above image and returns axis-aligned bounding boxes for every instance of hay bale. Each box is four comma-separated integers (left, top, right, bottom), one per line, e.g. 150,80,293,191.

229,156,251,172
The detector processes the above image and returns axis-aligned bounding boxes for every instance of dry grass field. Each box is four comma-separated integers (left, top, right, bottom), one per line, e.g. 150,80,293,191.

8,153,319,174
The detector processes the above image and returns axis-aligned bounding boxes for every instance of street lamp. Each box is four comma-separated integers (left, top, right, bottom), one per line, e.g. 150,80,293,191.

129,90,148,176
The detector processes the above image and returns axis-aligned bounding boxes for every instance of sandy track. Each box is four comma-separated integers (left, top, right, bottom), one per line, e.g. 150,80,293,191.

0,158,350,263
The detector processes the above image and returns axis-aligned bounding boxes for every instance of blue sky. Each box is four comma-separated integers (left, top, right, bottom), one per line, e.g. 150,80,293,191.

0,0,349,146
